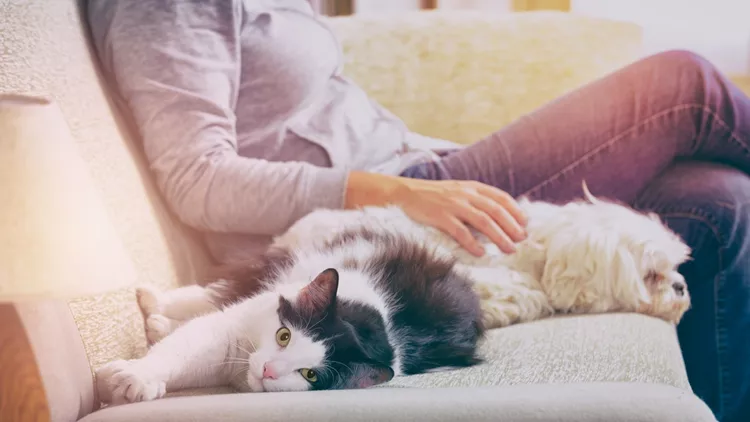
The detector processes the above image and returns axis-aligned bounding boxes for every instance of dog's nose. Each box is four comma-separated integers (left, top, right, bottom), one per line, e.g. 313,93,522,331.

672,281,686,296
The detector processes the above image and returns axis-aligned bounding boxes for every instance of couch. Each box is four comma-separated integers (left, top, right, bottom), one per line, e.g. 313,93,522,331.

0,0,718,421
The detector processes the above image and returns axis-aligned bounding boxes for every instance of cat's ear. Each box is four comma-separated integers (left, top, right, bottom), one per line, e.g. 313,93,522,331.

297,268,339,314
340,362,394,389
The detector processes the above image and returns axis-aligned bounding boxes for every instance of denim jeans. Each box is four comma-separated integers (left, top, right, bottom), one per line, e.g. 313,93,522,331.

401,50,750,422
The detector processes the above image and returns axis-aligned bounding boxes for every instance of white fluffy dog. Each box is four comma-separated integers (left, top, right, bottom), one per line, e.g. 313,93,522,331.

136,184,692,344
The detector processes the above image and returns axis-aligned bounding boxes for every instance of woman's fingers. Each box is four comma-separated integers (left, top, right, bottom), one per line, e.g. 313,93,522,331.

395,178,529,256
468,194,527,243
437,214,485,257
475,183,528,227
453,201,517,254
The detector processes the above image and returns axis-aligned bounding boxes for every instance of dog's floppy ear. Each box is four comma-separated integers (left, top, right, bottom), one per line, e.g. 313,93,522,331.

541,227,651,312
612,243,652,305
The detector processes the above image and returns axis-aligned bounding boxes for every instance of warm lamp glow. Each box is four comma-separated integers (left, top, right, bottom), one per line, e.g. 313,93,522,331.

0,94,135,300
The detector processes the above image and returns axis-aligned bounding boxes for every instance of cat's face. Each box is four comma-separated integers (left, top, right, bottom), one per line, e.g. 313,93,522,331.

245,268,394,392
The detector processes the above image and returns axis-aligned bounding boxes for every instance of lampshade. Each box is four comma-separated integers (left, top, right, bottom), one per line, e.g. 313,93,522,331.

0,94,135,300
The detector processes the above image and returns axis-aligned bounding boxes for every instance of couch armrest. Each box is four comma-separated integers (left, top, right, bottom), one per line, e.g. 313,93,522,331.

0,303,50,422
8,301,97,422
326,10,643,144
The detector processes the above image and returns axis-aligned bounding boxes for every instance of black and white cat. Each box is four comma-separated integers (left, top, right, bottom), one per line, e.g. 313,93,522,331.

96,229,485,405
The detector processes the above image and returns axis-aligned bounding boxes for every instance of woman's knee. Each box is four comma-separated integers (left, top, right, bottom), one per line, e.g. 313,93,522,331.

637,49,714,82
628,49,721,106
635,161,750,422
635,161,750,222
636,162,750,271
646,49,713,70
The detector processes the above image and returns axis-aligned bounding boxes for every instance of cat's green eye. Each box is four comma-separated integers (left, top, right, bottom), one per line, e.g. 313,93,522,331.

275,327,291,347
299,368,318,383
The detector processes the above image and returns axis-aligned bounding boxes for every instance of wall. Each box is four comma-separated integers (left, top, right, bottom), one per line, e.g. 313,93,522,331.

352,0,511,14
339,0,750,77
571,0,750,75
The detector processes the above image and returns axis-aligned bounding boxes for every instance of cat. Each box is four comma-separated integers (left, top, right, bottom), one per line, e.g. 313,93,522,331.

96,229,486,406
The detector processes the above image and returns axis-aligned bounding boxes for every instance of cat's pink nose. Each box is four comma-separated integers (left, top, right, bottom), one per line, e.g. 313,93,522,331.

262,363,277,380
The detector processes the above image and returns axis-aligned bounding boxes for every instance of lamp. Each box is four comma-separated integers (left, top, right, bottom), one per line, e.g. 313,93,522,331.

0,94,136,421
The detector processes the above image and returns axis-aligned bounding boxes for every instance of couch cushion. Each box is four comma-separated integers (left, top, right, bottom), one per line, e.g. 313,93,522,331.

82,314,703,421
79,382,715,422
384,313,690,390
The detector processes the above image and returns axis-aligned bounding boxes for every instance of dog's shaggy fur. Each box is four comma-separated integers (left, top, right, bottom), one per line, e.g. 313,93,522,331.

137,185,692,345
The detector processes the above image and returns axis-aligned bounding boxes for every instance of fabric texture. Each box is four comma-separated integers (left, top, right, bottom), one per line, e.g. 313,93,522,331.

326,10,643,145
2,0,710,421
79,382,716,422
383,313,691,389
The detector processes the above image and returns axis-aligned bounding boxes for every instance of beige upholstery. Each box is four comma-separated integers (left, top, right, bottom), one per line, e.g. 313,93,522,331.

80,383,715,422
0,1,716,421
326,10,643,144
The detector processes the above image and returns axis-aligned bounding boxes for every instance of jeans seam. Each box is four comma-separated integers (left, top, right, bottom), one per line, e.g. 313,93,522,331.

698,103,750,156
520,103,748,198
498,133,516,194
660,208,728,416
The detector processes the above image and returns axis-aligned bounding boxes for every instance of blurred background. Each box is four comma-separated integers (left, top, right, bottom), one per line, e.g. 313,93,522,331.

311,0,750,92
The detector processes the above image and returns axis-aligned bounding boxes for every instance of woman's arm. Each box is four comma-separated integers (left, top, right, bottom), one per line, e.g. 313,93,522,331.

87,0,528,254
88,0,348,236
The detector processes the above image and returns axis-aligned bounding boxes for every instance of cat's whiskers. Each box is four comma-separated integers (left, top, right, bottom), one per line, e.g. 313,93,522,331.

245,335,258,352
323,332,345,353
305,311,328,333
207,359,246,368
218,357,251,365
321,362,343,381
228,362,250,383
232,339,256,358
327,359,354,375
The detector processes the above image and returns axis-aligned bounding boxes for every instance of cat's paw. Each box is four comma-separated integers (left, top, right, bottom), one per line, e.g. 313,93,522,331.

145,314,175,345
96,359,166,406
136,285,164,315
136,286,178,345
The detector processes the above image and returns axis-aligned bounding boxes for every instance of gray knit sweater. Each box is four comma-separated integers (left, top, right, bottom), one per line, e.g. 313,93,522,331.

87,0,455,261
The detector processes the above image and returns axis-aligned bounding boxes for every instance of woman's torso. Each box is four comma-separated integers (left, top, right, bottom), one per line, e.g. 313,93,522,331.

236,0,441,174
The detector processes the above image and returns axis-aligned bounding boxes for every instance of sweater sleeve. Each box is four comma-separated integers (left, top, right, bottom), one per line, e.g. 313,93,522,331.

87,0,349,236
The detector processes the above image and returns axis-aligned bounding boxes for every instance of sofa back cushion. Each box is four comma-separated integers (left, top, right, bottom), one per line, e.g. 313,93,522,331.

324,10,642,144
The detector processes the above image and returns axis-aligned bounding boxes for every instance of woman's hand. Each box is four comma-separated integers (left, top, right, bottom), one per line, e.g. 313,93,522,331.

344,171,528,257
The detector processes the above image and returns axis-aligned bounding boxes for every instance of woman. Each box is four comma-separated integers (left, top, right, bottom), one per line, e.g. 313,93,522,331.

87,1,749,420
